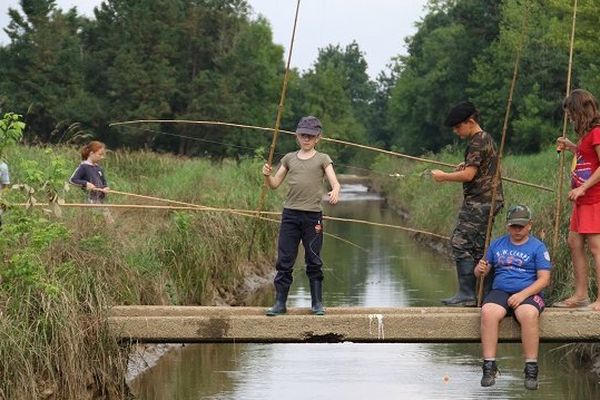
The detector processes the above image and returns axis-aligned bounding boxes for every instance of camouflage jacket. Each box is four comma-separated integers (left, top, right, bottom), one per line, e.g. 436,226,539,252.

463,130,503,204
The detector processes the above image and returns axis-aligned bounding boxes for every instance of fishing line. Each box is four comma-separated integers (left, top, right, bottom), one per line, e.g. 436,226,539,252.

115,125,470,187
478,1,530,306
552,0,578,256
111,119,553,192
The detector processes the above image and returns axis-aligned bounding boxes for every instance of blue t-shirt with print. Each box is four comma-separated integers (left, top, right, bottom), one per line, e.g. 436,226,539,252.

485,234,551,293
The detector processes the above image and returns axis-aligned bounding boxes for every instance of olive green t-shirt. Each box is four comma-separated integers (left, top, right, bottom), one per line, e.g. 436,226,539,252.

280,151,333,212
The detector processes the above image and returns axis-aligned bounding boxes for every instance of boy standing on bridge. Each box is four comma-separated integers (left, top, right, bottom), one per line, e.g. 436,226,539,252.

261,116,340,316
431,101,503,306
475,204,552,390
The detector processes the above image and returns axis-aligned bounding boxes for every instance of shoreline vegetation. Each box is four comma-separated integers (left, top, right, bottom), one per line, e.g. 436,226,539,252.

0,145,279,399
2,0,600,397
371,146,600,382
1,144,599,398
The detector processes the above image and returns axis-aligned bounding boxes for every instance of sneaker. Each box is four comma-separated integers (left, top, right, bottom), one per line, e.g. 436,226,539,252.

524,362,539,390
481,360,498,387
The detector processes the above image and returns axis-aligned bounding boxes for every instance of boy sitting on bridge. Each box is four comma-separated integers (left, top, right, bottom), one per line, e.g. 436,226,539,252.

475,204,552,390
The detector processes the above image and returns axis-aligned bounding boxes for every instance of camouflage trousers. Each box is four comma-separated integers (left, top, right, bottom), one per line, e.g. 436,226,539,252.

451,200,503,262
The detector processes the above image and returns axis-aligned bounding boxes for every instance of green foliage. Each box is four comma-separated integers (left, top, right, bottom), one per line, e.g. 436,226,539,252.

469,0,567,152
0,112,25,157
283,42,373,167
12,148,69,212
372,146,579,302
384,0,502,155
0,145,279,397
0,213,68,290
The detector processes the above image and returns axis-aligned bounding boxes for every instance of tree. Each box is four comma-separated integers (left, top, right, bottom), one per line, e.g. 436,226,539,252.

87,0,283,156
469,0,600,153
0,0,91,142
384,0,502,155
285,43,374,167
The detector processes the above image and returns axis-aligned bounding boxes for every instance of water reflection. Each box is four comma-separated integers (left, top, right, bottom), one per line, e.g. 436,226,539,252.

130,185,600,400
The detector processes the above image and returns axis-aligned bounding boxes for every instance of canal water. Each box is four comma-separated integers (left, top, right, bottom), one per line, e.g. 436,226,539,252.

130,184,600,399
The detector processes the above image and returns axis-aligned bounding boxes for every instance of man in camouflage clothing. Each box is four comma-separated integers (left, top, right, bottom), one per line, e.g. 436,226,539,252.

431,101,503,306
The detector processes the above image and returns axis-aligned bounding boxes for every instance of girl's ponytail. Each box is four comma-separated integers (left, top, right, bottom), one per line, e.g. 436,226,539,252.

80,141,105,160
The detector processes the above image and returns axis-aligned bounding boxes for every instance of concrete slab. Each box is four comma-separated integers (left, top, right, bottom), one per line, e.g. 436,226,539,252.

108,306,600,343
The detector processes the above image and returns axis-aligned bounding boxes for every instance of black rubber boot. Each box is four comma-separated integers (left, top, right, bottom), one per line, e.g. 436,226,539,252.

266,286,289,316
441,259,476,306
309,280,325,315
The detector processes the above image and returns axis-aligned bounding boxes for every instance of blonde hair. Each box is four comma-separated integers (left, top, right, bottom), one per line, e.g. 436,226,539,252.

563,89,600,137
80,141,105,160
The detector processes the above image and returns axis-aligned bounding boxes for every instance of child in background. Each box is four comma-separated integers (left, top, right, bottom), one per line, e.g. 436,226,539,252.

262,116,340,316
0,160,10,228
555,89,600,310
69,141,110,203
475,205,551,390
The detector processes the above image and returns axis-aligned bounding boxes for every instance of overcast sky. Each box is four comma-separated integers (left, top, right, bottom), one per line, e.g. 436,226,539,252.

0,0,429,78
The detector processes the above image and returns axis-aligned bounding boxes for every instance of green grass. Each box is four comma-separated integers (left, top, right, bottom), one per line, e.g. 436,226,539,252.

0,145,281,399
372,147,592,303
3,143,594,397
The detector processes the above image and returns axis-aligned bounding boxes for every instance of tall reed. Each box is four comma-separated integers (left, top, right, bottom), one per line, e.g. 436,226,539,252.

0,146,280,398
371,146,588,302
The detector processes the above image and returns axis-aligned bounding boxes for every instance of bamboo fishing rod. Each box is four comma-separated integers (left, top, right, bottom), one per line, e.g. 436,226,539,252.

88,188,285,233
92,189,370,251
324,216,449,241
109,118,553,192
25,182,451,241
103,188,212,210
16,200,441,243
257,0,301,211
16,202,277,213
37,184,369,252
552,0,578,257
15,201,368,253
247,0,301,259
477,2,529,307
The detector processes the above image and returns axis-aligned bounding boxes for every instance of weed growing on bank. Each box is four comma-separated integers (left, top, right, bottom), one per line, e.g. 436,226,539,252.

371,147,588,303
0,145,279,399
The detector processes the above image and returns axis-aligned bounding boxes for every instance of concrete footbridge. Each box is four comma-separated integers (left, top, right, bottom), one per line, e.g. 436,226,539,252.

108,306,600,343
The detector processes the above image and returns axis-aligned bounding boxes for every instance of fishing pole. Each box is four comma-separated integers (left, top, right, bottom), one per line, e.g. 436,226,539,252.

109,124,414,178
15,200,448,240
110,119,553,192
477,1,529,307
552,0,578,257
246,0,302,260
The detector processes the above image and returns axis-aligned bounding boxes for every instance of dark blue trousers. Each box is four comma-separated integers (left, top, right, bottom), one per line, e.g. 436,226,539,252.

274,208,323,291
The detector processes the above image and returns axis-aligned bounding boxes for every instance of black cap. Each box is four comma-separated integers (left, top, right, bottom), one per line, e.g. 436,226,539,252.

444,101,477,127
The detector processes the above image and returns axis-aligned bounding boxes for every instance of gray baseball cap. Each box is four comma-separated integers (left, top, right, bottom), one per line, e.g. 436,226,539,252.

296,116,322,136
